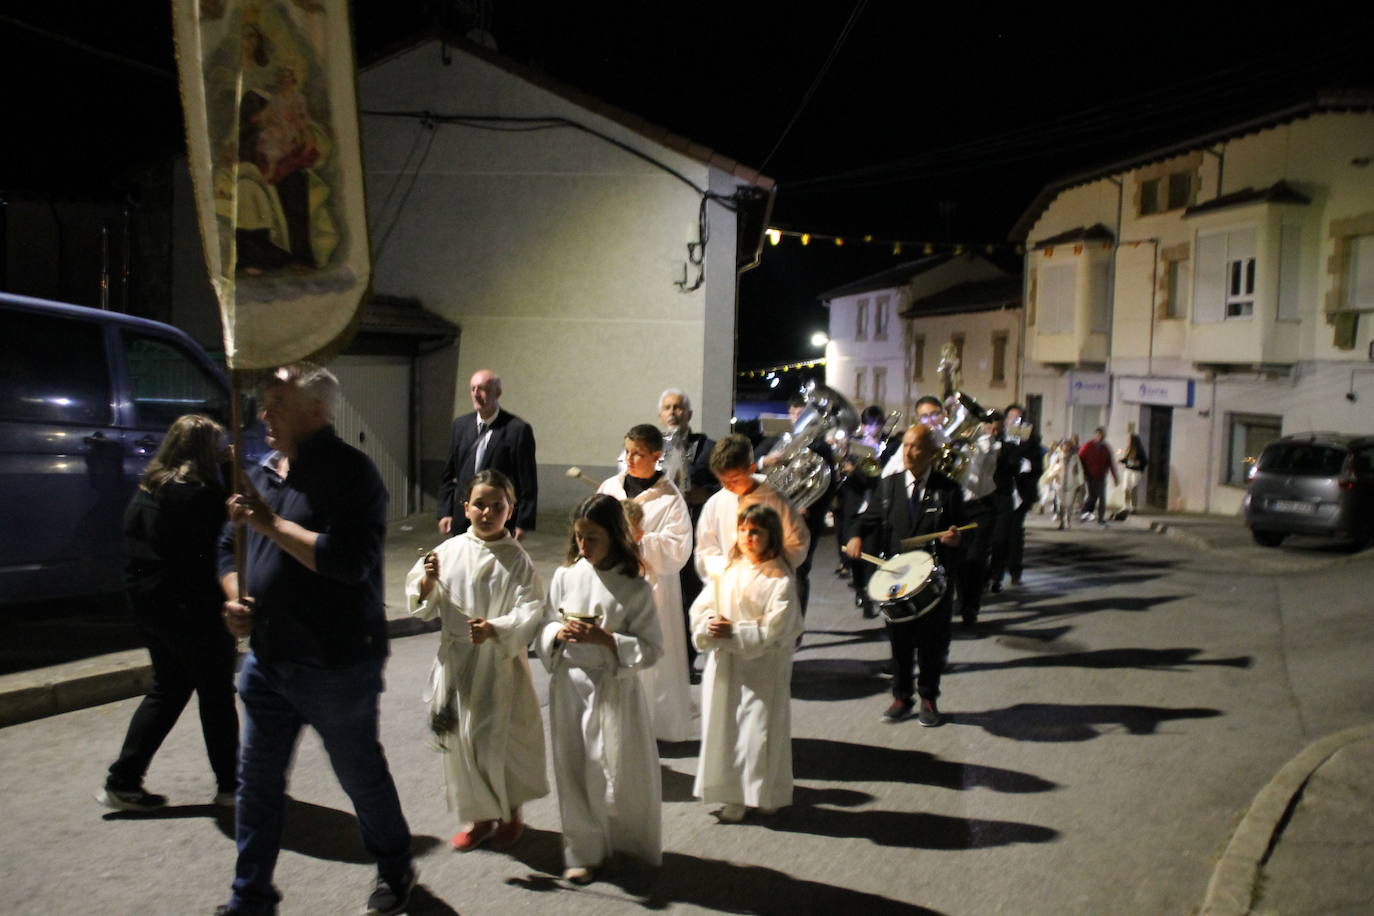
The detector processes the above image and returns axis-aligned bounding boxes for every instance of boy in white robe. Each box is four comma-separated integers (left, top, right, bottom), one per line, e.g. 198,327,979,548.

406,470,548,852
690,503,801,822
537,494,664,885
695,434,809,580
598,424,695,742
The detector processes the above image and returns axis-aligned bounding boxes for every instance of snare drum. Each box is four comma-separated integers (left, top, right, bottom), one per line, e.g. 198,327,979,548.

866,550,947,623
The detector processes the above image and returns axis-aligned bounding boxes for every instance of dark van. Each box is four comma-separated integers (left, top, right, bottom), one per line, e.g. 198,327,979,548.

0,293,249,604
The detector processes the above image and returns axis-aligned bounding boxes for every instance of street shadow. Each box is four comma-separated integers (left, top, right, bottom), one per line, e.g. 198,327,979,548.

793,738,1056,794
106,796,445,864
952,647,1252,675
790,658,889,702
956,703,1222,742
1029,594,1188,615
794,783,875,807
656,738,701,760
660,764,697,802
606,850,942,914
406,885,461,915
499,824,566,878
797,623,888,653
763,805,1058,850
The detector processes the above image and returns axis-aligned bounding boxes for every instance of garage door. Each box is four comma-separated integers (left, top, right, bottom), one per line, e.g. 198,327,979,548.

331,354,411,521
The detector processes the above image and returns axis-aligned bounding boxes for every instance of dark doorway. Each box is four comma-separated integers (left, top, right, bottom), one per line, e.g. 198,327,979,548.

1026,394,1043,434
1145,406,1172,509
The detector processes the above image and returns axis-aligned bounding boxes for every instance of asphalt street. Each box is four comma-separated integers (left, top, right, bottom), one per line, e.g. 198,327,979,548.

1,514,1371,914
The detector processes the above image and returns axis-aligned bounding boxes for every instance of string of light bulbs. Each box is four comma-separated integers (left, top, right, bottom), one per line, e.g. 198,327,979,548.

763,227,1025,257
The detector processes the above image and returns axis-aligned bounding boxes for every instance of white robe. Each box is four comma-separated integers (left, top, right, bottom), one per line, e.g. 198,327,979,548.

405,531,549,823
537,559,663,868
689,556,800,810
694,480,809,579
598,472,696,741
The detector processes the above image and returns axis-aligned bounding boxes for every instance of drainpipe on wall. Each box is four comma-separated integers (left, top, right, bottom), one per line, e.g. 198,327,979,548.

1106,176,1124,431
1204,377,1218,514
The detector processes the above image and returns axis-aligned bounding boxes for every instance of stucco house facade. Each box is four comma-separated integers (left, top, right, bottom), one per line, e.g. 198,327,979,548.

821,253,1019,420
1014,93,1374,514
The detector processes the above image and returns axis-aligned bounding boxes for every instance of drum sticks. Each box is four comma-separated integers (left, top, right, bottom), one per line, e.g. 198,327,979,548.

898,522,978,550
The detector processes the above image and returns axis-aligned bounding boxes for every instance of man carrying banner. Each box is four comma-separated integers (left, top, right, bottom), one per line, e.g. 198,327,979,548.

218,364,415,916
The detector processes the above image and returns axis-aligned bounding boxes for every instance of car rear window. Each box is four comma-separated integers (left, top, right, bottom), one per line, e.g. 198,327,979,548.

1256,443,1348,476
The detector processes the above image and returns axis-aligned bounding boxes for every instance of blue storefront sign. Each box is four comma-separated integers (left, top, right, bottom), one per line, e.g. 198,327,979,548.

1118,376,1195,407
1067,371,1111,406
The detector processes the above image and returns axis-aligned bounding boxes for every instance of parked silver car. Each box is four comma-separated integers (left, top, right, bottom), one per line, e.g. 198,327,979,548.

1242,433,1374,548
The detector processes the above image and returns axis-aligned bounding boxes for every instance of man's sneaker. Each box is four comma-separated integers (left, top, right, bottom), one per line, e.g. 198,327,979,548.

96,786,167,812
917,698,942,728
880,699,913,723
364,866,417,916
214,904,276,916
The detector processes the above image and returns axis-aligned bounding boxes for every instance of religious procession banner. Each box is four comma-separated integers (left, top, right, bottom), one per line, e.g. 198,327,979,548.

172,0,369,370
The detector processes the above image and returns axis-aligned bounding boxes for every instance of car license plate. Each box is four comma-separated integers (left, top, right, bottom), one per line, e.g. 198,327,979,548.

1270,499,1315,514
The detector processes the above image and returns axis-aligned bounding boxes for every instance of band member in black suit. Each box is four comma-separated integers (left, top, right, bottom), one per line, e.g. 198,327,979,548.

846,423,963,727
659,388,718,680
437,369,538,538
757,393,834,616
994,403,1044,587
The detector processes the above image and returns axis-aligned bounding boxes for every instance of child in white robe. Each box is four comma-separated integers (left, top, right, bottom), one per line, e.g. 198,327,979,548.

599,424,695,742
537,493,663,885
406,469,549,852
690,503,801,823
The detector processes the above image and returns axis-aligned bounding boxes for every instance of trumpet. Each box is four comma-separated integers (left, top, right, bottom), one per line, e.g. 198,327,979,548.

565,466,602,490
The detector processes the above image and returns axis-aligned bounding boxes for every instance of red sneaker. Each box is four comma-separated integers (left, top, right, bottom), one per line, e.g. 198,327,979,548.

451,820,498,852
490,807,524,849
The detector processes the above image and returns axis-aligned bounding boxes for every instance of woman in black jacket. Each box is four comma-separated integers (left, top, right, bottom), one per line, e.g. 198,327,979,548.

98,414,238,811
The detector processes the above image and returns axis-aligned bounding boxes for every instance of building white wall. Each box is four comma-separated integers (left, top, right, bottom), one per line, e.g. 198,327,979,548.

825,255,1009,417
359,42,750,479
1024,109,1374,516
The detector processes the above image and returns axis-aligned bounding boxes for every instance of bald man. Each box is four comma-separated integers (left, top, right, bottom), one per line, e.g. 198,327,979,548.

437,369,538,538
846,423,964,727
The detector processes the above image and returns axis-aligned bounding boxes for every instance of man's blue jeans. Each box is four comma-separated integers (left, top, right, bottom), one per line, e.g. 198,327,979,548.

230,652,412,912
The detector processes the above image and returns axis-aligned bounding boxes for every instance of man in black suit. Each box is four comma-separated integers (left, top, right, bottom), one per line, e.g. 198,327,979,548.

993,402,1043,587
846,423,964,727
659,388,718,680
437,369,537,538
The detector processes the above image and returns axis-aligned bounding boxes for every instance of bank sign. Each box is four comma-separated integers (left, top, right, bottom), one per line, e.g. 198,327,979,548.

1067,371,1111,405
1118,376,1195,407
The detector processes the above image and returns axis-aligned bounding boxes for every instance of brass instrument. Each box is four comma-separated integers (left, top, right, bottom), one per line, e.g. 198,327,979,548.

762,381,858,510
928,391,991,481
836,409,903,480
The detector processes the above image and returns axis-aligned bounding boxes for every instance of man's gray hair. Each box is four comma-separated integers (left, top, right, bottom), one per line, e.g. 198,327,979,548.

272,362,340,421
658,388,691,412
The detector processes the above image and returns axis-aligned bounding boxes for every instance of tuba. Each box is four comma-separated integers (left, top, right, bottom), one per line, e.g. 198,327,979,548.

926,391,991,481
762,381,858,511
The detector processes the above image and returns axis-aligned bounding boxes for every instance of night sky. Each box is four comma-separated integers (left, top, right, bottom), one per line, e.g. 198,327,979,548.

4,1,1372,366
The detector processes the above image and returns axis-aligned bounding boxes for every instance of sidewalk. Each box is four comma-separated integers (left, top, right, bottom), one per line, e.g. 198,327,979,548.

2,510,1370,914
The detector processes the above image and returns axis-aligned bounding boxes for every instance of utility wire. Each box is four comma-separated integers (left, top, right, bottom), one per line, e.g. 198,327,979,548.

360,111,739,210
757,0,867,174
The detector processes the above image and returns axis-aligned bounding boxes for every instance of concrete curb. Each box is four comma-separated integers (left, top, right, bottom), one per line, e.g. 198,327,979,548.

1198,723,1374,915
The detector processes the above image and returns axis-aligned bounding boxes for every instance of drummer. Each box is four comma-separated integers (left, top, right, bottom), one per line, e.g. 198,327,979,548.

844,423,963,727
